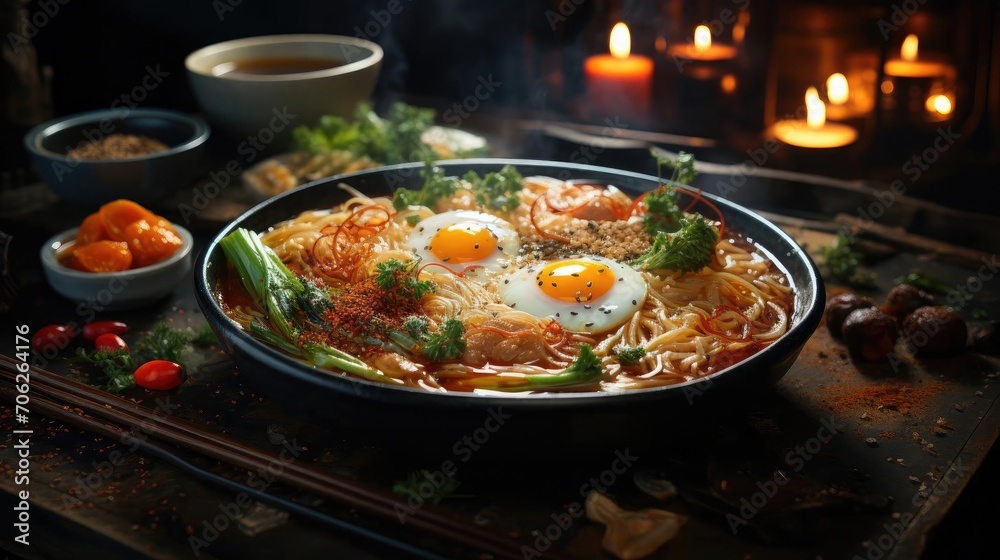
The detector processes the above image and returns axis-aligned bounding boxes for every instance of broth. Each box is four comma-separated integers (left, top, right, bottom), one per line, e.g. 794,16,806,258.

211,57,343,77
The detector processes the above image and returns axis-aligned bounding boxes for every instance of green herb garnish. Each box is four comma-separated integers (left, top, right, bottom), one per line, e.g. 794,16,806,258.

74,348,134,392
614,346,646,366
392,469,462,505
819,230,877,289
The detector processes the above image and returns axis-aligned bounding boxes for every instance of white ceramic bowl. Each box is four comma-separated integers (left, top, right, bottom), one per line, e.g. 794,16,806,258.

40,224,194,309
185,34,383,152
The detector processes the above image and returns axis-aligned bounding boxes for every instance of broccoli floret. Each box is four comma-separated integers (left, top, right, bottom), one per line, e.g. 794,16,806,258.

632,215,719,274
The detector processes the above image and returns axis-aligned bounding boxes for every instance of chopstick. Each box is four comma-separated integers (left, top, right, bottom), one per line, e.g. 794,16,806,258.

0,356,557,560
0,383,451,560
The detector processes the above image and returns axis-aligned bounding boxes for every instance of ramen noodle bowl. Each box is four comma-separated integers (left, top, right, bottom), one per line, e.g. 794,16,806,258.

222,173,795,394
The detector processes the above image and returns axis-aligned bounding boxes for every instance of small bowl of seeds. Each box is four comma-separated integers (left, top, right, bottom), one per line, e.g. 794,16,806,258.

24,108,210,207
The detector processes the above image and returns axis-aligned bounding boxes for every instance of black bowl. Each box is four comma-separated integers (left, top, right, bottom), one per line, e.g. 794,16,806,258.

194,159,824,447
24,108,210,206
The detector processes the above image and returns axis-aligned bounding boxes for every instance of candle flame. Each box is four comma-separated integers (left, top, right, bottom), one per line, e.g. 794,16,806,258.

826,73,849,105
805,87,826,128
926,94,953,115
901,34,918,62
610,22,631,59
694,25,712,52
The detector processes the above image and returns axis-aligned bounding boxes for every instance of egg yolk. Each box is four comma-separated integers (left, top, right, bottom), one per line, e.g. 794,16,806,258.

536,259,615,303
429,223,498,264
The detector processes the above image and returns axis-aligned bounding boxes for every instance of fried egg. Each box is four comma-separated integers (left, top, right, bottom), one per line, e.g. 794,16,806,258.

407,210,520,273
499,256,647,333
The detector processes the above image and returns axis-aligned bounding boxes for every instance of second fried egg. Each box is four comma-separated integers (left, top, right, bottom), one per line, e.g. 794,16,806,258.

499,256,647,333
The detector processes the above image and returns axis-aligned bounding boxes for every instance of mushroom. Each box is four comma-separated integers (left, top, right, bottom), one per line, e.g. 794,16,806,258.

585,492,686,559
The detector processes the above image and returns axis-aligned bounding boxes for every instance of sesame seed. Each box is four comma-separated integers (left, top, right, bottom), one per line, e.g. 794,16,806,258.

631,299,637,305
585,322,595,327
551,282,558,287
584,304,592,309
474,243,480,249
510,303,516,308
504,279,509,284
443,257,451,262
570,311,578,316
586,281,592,287
571,273,580,277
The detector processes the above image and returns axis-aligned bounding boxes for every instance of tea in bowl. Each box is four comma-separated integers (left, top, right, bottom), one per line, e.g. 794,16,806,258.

184,34,383,153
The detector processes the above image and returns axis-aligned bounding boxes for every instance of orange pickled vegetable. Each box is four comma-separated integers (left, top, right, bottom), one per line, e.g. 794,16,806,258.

74,240,133,272
76,212,110,246
100,199,157,241
122,219,183,268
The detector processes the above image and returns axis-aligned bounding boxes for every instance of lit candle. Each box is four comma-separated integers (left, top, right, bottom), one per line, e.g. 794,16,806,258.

584,23,654,119
827,73,849,105
824,72,862,121
883,34,954,79
770,87,858,148
881,34,956,124
660,25,740,135
668,25,739,64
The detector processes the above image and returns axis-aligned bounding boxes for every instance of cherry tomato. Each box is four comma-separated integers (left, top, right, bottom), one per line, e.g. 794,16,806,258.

133,360,183,391
32,324,74,353
82,320,129,342
94,333,129,352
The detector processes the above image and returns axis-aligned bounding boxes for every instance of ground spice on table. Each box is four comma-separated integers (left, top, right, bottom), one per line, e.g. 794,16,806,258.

828,381,946,416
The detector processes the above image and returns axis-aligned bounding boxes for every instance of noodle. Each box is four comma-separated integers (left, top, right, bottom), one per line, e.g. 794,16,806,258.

228,176,796,393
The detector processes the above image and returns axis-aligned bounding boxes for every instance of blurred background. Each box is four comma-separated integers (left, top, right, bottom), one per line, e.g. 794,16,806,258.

1,0,998,216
